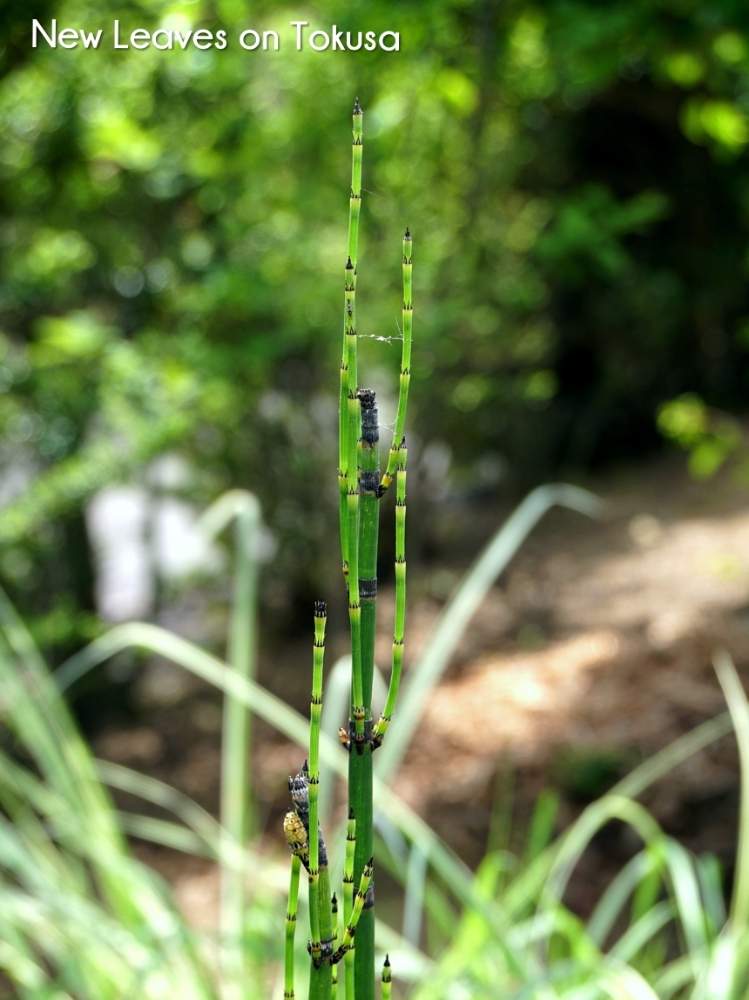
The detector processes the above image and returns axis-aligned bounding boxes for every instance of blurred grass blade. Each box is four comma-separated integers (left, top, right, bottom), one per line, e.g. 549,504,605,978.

403,842,428,946
522,789,560,867
504,712,732,918
714,650,749,932
587,851,658,946
199,489,262,998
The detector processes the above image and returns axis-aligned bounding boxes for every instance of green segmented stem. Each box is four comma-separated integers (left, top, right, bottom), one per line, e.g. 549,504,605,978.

381,230,412,493
284,854,301,1000
357,389,380,712
308,602,332,1000
340,100,365,759
330,893,339,996
332,858,374,964
381,955,391,1000
343,811,356,1000
347,739,373,997
316,864,334,999
347,493,364,749
350,389,379,997
339,99,364,576
373,444,408,745
339,257,355,576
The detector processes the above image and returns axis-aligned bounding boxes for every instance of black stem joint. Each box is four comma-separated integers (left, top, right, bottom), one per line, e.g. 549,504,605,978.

359,469,381,494
341,718,383,753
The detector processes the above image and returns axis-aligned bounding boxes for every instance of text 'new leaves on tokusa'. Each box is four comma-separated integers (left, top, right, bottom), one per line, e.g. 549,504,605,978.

31,20,401,53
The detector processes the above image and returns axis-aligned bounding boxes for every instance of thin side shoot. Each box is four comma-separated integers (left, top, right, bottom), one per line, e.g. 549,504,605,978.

381,955,392,1000
373,443,407,746
339,99,364,575
380,229,412,493
284,854,301,999
331,858,374,964
343,811,356,1000
330,893,339,996
308,602,332,999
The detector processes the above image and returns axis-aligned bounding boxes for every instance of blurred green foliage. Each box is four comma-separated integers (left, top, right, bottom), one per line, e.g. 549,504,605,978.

3,0,749,648
658,392,746,478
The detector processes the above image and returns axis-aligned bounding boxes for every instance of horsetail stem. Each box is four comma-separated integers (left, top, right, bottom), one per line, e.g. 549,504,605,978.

381,229,413,493
308,603,333,999
338,256,354,575
373,443,407,746
315,864,334,998
347,513,364,747
349,97,363,256
307,603,326,959
343,811,356,1000
331,858,374,964
330,893,339,995
339,99,364,576
284,854,301,1000
381,955,391,1000
357,388,380,717
350,388,379,993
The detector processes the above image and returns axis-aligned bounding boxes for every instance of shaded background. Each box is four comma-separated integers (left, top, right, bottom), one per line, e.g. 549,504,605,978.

4,0,749,934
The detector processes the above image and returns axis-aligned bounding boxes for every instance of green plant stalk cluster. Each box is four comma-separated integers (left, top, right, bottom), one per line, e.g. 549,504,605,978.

284,98,412,999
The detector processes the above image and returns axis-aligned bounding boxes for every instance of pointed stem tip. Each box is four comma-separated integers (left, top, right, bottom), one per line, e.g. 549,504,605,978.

313,600,327,617
353,96,362,115
404,227,411,239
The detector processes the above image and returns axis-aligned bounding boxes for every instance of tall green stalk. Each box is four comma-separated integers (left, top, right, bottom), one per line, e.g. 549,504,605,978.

350,387,379,996
341,109,364,752
308,603,332,1000
338,99,363,577
284,855,301,1000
